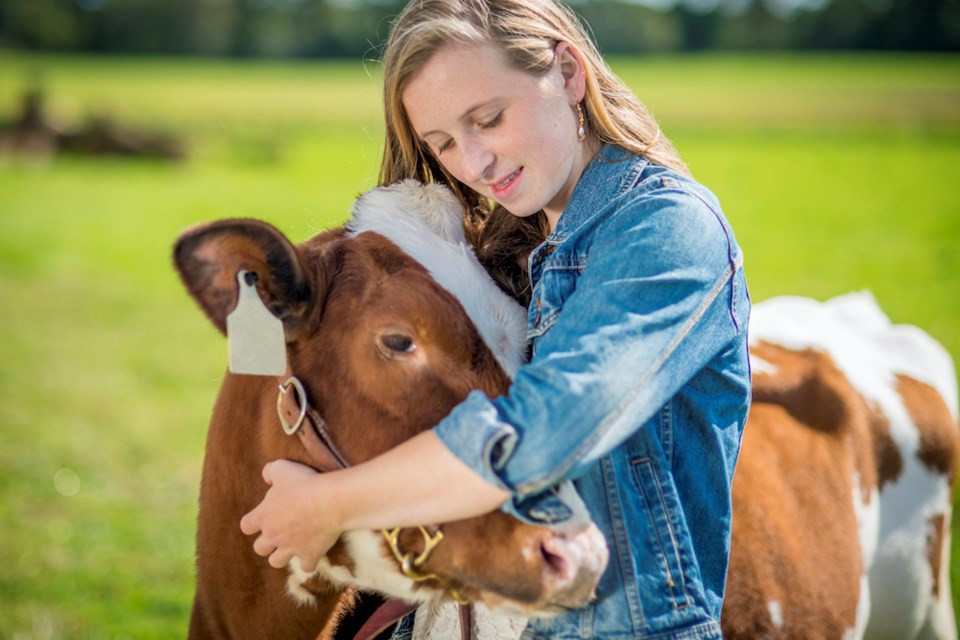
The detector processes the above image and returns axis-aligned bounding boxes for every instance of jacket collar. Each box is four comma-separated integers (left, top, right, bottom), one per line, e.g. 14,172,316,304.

548,144,647,243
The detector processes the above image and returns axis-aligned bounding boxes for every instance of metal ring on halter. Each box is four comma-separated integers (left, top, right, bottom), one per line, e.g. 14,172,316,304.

381,527,470,605
382,526,443,581
277,376,308,436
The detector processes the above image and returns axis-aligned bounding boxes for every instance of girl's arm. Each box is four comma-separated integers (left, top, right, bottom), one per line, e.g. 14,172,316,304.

240,429,509,572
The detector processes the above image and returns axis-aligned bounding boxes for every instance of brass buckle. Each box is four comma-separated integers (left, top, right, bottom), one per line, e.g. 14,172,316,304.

277,376,308,436
382,526,443,580
381,526,468,604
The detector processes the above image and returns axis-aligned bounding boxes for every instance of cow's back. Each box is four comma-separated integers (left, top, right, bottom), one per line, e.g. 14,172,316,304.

723,293,958,639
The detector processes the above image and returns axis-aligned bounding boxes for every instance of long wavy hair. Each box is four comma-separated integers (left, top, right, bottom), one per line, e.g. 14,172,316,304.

379,0,689,304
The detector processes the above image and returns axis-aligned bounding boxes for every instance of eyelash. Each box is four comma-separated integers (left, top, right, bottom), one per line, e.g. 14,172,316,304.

434,112,503,156
480,112,503,129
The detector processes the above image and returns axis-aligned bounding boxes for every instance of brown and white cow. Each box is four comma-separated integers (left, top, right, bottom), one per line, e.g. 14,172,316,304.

723,293,958,639
174,181,607,640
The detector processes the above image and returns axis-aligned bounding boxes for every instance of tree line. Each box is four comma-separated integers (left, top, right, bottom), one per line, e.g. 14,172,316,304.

1,0,957,57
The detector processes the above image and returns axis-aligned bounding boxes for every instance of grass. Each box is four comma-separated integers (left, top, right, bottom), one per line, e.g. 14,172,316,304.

0,51,957,637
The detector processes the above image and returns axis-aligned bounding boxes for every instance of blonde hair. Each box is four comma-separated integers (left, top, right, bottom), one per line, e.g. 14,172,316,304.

379,0,689,303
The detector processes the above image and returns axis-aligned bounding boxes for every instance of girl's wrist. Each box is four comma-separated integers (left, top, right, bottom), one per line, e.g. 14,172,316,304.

309,471,350,536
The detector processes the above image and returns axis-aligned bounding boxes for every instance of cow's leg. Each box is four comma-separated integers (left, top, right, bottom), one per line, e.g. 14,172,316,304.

917,533,958,640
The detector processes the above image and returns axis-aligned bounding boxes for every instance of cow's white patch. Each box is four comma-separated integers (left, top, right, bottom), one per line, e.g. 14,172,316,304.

928,504,959,640
288,530,437,605
848,475,878,639
865,461,950,639
347,180,527,378
852,474,879,570
750,292,957,421
285,570,320,607
752,292,958,639
848,573,872,640
749,354,778,376
767,600,784,629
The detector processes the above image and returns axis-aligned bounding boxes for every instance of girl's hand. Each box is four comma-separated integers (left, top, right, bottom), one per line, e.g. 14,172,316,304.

239,459,341,573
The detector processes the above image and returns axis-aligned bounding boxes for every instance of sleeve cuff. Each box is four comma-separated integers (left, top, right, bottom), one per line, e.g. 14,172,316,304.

434,390,589,528
433,390,519,492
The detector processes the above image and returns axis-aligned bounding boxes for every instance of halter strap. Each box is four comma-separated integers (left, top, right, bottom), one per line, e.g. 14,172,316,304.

276,373,349,472
273,368,474,640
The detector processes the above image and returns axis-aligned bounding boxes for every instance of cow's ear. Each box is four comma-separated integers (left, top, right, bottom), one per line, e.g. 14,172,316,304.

173,219,313,337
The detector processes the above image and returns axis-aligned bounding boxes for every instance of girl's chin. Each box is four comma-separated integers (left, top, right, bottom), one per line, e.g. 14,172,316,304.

499,202,543,220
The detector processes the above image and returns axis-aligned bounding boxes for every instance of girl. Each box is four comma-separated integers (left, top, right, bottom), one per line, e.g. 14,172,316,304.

241,1,751,638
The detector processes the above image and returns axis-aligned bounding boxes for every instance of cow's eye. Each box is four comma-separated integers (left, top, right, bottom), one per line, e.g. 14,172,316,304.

375,325,418,359
381,334,415,353
377,329,417,358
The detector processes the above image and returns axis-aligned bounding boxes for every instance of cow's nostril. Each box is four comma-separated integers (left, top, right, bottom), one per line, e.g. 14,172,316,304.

540,537,571,579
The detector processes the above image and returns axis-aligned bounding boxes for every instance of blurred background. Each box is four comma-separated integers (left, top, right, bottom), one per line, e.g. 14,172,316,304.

0,0,957,637
2,0,958,55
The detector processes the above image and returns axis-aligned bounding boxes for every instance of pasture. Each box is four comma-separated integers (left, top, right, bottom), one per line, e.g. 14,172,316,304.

0,51,957,637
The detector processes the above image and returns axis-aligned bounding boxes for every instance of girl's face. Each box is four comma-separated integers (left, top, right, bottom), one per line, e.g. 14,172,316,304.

402,41,594,231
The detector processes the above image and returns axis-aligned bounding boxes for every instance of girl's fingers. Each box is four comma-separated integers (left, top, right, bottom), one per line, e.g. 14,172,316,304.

252,534,276,558
268,548,292,569
239,508,261,536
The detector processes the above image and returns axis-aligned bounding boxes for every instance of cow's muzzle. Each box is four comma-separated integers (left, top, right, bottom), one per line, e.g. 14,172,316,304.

536,522,609,611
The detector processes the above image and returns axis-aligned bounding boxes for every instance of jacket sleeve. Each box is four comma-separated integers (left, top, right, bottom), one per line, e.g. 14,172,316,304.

434,182,747,497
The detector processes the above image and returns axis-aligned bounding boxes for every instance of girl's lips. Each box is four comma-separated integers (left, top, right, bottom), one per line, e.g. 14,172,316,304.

491,168,522,198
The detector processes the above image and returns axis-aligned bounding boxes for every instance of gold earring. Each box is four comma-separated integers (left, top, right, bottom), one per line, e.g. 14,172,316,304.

576,103,586,142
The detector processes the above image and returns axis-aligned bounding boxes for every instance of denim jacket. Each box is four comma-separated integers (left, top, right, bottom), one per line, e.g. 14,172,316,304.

418,145,751,639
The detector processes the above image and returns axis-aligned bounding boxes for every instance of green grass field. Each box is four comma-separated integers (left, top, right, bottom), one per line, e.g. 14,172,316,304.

0,51,957,637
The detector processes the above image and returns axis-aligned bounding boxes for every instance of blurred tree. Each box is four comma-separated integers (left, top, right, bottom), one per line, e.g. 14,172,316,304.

0,0,955,55
574,1,683,53
0,0,87,49
715,0,790,49
674,3,722,50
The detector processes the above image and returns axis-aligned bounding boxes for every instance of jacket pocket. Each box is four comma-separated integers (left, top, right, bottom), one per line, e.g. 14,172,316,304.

630,457,692,611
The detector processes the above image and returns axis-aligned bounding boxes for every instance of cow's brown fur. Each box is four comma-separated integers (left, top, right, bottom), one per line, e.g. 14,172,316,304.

724,343,867,639
899,374,958,602
899,375,958,482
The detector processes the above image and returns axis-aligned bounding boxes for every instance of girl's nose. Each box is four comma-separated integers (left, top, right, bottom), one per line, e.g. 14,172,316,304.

460,139,494,184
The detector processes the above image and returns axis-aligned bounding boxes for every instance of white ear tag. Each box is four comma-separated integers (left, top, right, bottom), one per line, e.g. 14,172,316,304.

226,270,288,376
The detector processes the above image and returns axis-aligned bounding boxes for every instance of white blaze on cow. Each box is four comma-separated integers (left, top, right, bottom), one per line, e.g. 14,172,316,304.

346,180,528,379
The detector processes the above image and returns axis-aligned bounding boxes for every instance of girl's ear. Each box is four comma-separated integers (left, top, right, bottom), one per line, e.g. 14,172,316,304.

554,41,587,104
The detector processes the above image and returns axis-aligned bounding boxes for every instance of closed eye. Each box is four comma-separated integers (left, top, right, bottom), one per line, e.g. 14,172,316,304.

480,112,503,129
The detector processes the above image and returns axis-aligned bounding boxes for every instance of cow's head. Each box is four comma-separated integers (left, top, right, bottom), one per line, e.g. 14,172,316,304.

173,181,607,616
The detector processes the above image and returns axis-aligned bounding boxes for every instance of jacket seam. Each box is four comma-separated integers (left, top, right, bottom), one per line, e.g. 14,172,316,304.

601,455,646,632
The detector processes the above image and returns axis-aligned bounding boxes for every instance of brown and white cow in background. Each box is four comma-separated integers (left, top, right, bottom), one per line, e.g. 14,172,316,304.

174,181,607,640
723,293,958,639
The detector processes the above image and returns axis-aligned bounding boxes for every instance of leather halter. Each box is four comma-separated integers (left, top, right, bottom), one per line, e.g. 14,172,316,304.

272,369,474,640
276,373,349,472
